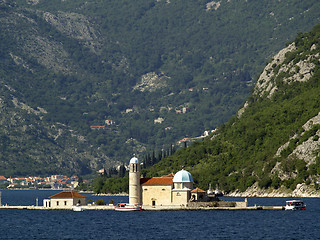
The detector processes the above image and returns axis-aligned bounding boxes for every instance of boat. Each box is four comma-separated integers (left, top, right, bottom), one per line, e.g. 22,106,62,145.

72,203,84,212
285,200,306,210
114,203,141,211
214,184,223,197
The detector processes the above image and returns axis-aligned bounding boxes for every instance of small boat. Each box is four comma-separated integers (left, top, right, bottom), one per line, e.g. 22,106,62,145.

114,203,141,211
73,203,84,212
214,184,223,197
285,200,306,210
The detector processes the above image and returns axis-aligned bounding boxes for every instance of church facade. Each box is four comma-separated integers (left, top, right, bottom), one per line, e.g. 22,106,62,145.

129,156,200,207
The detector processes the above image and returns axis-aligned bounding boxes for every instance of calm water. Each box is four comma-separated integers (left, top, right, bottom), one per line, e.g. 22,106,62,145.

0,190,319,240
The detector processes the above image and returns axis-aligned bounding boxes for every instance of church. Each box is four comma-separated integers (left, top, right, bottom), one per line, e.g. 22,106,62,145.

128,156,212,207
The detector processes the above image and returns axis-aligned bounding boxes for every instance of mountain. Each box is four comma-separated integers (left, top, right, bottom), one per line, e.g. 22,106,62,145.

146,24,320,197
1,0,320,176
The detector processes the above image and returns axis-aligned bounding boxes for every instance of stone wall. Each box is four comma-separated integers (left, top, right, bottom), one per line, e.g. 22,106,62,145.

187,199,248,208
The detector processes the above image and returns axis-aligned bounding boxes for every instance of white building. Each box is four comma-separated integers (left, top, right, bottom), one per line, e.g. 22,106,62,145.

128,156,196,207
43,190,86,208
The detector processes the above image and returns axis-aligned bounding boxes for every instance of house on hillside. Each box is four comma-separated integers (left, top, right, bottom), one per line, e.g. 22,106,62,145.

154,117,164,124
90,125,106,130
0,176,7,184
105,119,114,125
97,168,107,175
43,190,86,208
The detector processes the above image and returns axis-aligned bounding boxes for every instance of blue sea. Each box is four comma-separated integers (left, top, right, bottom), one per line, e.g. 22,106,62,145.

0,190,319,240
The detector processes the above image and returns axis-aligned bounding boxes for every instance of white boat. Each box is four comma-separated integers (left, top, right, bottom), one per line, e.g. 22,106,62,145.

114,203,141,211
72,203,84,211
285,200,306,210
214,184,223,197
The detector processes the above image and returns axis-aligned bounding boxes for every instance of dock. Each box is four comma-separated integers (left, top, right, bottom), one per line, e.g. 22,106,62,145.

0,205,285,211
141,205,285,211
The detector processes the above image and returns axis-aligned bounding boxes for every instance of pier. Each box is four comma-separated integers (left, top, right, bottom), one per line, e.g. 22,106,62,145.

0,205,285,211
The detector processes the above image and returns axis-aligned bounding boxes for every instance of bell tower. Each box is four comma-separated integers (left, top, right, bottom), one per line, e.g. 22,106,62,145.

129,156,141,205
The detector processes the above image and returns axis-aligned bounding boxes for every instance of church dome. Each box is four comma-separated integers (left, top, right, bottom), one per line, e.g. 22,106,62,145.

173,170,193,183
129,156,139,164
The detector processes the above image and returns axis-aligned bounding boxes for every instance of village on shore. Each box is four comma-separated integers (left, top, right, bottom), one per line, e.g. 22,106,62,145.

0,174,81,190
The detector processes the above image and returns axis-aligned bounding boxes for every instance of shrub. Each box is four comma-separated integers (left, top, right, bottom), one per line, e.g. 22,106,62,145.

258,177,272,189
95,199,105,205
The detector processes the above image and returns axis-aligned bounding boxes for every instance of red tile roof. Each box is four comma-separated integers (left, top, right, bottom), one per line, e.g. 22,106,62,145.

0,176,7,180
140,177,173,186
191,187,206,193
49,191,86,199
161,173,175,177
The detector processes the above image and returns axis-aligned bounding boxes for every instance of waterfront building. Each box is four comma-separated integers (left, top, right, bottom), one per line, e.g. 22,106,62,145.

129,156,201,207
140,177,173,206
190,187,207,201
43,190,86,208
129,156,141,205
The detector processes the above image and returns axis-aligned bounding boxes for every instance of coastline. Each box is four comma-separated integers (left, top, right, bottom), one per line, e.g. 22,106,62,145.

92,192,128,196
226,183,320,198
3,185,320,198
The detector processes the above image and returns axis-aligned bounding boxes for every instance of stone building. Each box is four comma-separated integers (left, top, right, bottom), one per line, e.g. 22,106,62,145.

43,190,86,208
129,156,141,205
129,156,205,207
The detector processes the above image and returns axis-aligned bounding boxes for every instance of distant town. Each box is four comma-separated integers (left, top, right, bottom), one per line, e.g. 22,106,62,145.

0,175,81,190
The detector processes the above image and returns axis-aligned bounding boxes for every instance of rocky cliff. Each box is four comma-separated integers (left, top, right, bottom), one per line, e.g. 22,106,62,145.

234,25,320,197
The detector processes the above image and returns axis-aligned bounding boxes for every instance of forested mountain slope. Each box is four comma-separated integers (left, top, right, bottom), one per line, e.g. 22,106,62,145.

1,0,320,176
147,24,320,196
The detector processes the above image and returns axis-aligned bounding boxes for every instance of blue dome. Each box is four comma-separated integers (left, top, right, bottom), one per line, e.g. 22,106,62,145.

129,156,139,164
173,170,193,183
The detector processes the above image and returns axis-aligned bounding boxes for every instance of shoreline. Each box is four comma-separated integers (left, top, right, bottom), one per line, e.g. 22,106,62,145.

0,189,127,196
2,188,319,198
225,183,320,198
223,193,320,198
92,193,128,196
0,205,285,211
225,194,320,198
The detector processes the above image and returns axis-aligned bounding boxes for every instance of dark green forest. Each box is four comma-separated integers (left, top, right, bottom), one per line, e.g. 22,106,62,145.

91,24,320,194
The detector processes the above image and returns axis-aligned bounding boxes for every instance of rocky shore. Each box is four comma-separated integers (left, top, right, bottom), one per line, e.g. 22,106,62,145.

226,183,320,198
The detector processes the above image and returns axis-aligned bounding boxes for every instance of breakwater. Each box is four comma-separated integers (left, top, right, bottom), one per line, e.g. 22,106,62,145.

0,205,284,211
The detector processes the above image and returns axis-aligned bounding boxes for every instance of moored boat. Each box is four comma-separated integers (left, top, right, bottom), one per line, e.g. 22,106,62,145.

285,200,306,210
72,203,84,211
114,203,141,211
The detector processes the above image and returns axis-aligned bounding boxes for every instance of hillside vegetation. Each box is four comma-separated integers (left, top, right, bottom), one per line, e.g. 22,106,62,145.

145,24,320,195
1,0,320,176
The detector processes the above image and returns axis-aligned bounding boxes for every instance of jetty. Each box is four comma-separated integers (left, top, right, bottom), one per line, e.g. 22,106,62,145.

0,204,285,211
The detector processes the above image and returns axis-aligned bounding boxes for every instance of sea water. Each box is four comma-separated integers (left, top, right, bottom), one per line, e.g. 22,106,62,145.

0,190,319,240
